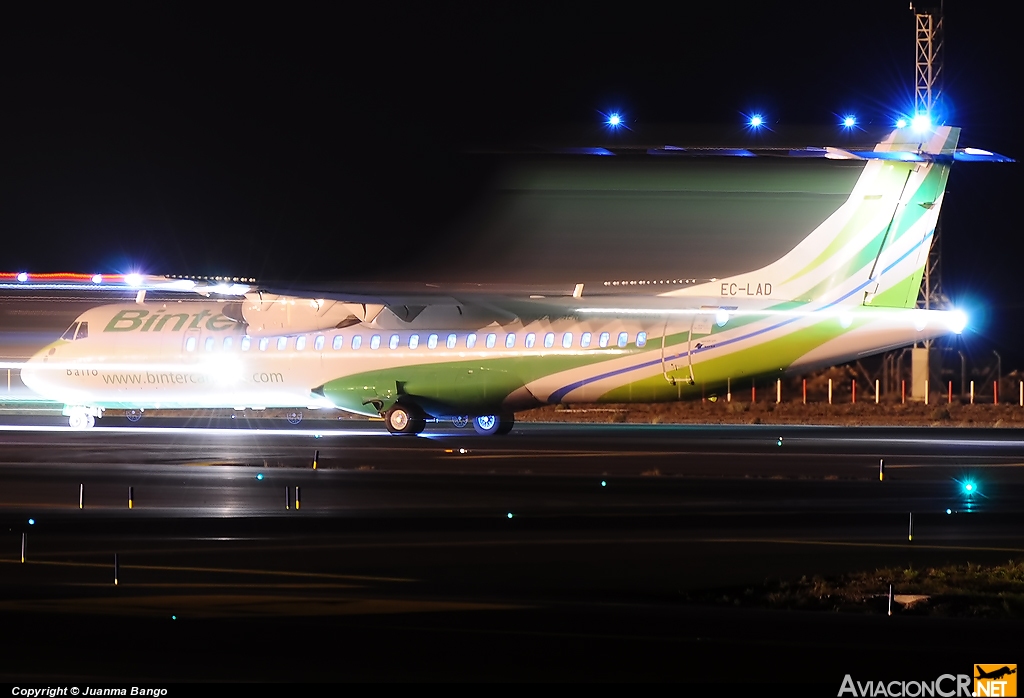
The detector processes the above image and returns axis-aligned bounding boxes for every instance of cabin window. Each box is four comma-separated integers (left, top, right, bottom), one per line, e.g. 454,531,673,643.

61,323,78,341
185,336,197,352
223,337,233,350
241,336,251,351
427,334,438,349
505,333,516,348
447,333,457,349
205,336,216,352
314,335,325,351
581,332,592,348
525,333,536,348
599,332,610,348
296,336,307,351
351,335,362,350
562,332,573,348
544,332,555,348
259,338,269,351
332,335,343,350
370,334,381,350
466,333,477,349
637,332,647,347
617,332,628,348
409,334,419,349
485,333,496,349
277,337,288,351
75,322,89,340
388,334,400,350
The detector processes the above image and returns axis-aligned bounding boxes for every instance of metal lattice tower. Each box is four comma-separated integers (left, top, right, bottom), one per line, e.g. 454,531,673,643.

913,4,944,121
912,3,947,314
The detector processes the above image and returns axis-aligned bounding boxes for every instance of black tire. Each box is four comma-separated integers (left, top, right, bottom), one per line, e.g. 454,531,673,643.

473,414,513,436
385,405,425,435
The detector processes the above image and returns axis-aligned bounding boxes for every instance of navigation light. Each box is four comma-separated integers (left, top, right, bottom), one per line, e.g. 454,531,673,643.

896,118,908,129
125,273,142,287
749,114,763,128
912,113,932,132
947,309,968,335
842,115,856,128
606,112,622,128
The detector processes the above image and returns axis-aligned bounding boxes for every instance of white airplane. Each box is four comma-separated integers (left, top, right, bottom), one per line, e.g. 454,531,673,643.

15,126,1006,434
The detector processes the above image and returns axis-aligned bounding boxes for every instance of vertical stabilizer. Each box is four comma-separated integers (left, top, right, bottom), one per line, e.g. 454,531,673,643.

664,126,960,309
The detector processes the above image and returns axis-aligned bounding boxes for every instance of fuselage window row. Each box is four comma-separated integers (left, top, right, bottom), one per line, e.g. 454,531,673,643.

185,330,648,354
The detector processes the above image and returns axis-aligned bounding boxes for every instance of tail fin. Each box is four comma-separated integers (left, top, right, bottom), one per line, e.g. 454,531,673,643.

668,126,960,309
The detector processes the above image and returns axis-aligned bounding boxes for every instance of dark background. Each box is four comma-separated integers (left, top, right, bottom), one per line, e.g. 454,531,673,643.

0,3,1019,360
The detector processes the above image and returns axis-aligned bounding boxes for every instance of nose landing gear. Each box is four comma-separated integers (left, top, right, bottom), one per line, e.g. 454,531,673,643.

64,406,101,429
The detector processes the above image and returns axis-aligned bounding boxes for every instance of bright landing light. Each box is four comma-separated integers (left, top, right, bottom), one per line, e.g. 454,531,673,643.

749,114,763,128
606,112,622,128
842,116,856,128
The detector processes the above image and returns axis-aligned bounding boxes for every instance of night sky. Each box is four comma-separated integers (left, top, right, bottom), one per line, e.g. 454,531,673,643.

0,4,1021,360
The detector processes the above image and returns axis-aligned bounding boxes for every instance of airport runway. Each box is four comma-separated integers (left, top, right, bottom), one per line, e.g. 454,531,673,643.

1,421,1023,683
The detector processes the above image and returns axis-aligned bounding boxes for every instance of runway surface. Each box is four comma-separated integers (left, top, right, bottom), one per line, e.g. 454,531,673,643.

1,420,1023,683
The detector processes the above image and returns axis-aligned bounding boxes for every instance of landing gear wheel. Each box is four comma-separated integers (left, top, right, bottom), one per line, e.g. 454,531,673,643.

126,409,142,423
286,410,303,425
473,414,514,436
385,405,425,435
68,414,84,429
84,415,95,429
452,415,469,428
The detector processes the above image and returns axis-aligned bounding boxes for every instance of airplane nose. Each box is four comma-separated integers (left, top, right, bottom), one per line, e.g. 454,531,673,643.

20,345,54,395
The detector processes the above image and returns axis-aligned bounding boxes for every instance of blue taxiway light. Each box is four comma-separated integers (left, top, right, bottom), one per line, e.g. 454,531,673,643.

601,480,607,487
256,473,264,481
507,512,513,519
842,116,856,128
28,518,35,525
749,114,763,128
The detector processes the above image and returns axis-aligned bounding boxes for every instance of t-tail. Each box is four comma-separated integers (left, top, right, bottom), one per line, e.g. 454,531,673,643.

669,126,961,310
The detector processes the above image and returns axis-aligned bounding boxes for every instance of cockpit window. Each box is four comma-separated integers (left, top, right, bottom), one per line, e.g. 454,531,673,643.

75,322,88,340
61,323,79,341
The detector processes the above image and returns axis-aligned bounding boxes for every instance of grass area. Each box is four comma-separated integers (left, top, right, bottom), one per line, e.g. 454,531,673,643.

688,560,1024,618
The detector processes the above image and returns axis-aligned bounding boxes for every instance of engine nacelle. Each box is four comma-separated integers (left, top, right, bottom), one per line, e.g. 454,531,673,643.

235,293,384,336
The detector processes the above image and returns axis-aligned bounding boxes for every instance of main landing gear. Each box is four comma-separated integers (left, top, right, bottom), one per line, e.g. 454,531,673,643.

471,414,514,436
384,405,426,435
449,414,515,435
